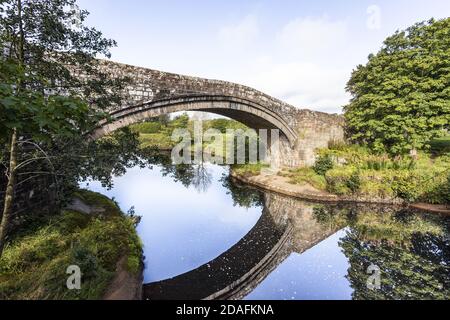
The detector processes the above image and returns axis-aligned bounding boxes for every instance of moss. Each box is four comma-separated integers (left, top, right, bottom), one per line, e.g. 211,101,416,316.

0,190,143,300
126,256,141,275
73,189,122,216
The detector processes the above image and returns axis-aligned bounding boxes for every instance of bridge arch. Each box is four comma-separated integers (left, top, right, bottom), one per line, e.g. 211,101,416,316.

86,60,345,167
91,94,298,145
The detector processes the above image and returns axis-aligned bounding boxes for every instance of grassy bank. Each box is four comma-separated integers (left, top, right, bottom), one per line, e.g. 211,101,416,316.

132,116,450,205
232,163,270,177
233,145,450,205
130,115,249,152
313,145,450,204
0,190,142,300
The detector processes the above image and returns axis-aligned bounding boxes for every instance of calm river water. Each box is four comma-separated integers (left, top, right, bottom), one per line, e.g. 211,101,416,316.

82,157,449,300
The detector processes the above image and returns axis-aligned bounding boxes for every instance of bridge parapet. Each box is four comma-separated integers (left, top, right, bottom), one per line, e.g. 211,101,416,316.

96,60,300,125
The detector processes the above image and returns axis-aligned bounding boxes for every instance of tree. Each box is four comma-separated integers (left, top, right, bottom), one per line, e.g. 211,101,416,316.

220,174,263,208
0,0,125,256
340,229,449,300
313,204,449,299
344,18,450,155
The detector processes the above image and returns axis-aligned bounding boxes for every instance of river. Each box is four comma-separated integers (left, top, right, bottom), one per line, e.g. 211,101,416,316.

82,155,449,300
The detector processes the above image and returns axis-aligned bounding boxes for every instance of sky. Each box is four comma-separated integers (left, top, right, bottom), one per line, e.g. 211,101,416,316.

77,0,450,114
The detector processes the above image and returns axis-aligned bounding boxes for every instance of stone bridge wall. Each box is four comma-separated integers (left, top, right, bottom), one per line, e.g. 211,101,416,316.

263,192,341,253
93,60,345,167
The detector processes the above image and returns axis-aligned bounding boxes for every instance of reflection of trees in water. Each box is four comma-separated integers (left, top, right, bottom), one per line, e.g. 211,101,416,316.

142,149,213,192
313,204,450,300
340,229,449,300
88,142,262,198
84,140,450,299
140,148,263,199
79,128,149,190
220,174,263,209
191,164,213,193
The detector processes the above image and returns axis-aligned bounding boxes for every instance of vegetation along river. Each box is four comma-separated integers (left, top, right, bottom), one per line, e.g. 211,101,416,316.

81,152,450,300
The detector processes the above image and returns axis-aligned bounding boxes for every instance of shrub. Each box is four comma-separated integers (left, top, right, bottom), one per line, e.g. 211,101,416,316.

359,178,395,198
285,168,327,190
366,154,390,171
429,136,450,155
131,122,162,134
440,174,450,204
313,146,449,203
346,172,361,194
327,140,348,151
325,167,354,195
313,154,334,175
71,246,99,279
392,175,421,202
0,190,143,300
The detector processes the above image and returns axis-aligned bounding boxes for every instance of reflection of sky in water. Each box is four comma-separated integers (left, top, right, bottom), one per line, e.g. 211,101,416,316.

245,229,353,300
80,160,448,300
81,164,262,283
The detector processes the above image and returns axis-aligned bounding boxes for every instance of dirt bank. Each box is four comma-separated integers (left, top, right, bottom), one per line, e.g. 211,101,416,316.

103,256,143,300
231,171,450,215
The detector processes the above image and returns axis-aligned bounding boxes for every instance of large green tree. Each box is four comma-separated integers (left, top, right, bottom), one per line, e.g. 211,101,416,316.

344,18,450,155
0,0,125,256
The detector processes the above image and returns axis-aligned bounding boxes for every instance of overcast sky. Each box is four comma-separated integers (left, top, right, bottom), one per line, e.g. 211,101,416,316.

78,0,450,114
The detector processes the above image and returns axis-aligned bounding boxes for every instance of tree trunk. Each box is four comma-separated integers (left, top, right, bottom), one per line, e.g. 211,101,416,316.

0,129,18,257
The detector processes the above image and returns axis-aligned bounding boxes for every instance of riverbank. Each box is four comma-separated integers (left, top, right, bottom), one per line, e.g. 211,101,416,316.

0,190,143,300
231,171,450,216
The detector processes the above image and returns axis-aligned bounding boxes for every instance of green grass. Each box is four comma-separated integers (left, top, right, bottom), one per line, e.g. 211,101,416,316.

313,205,445,245
315,146,450,203
232,163,269,177
130,122,161,134
281,168,327,190
0,190,142,300
139,133,176,150
131,118,252,153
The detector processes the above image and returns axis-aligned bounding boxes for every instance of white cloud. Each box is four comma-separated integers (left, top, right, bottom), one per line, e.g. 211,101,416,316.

278,15,348,61
218,14,259,47
214,14,353,113
243,60,351,114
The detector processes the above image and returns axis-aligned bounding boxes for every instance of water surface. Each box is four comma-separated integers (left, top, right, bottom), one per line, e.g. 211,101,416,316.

83,156,450,300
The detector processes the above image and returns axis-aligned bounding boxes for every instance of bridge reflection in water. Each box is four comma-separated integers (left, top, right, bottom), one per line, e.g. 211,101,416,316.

83,150,449,300
143,191,341,300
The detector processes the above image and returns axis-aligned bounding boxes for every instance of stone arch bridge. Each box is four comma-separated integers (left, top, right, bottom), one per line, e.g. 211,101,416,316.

92,60,344,167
